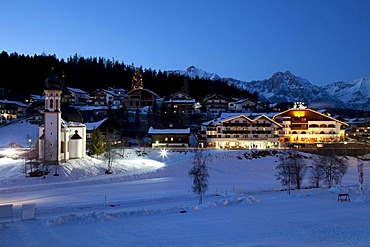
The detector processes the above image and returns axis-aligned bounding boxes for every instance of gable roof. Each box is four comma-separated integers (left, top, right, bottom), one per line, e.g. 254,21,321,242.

67,87,88,95
203,94,229,102
0,100,29,108
202,113,282,127
273,108,349,126
126,88,159,98
148,127,190,134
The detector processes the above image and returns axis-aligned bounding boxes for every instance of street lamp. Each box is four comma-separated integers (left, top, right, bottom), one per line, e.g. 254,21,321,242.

344,141,347,156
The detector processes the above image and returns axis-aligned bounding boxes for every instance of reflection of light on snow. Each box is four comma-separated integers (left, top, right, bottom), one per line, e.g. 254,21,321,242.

116,159,165,171
0,148,16,157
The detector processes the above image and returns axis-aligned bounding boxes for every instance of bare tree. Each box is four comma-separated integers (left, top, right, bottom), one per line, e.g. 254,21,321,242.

276,149,307,192
188,149,211,204
319,149,348,188
104,129,114,174
309,155,326,188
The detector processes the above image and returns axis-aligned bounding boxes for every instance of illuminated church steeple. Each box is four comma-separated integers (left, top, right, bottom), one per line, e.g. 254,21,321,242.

132,69,144,89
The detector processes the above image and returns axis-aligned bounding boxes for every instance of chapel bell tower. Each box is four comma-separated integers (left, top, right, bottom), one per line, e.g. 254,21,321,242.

40,75,62,165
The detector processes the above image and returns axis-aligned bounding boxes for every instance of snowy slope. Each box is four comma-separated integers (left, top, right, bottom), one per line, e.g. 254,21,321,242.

0,147,369,247
0,120,39,148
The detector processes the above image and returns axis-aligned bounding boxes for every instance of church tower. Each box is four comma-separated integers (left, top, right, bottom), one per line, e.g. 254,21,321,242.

40,75,63,165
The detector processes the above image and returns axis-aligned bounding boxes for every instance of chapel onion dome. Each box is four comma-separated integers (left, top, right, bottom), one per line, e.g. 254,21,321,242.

45,75,62,90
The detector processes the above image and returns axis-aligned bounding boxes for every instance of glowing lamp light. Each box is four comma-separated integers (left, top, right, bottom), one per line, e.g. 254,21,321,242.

159,148,168,158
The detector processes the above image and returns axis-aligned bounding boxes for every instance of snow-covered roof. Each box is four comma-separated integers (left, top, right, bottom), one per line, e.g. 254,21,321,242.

65,121,85,127
202,112,280,126
168,99,195,103
84,118,108,130
148,127,190,134
0,99,29,108
73,105,120,111
220,112,277,119
67,87,88,95
30,94,45,102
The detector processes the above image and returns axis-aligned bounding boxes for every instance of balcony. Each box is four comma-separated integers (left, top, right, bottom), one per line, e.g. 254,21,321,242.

291,125,308,130
253,123,272,127
223,122,250,127
223,130,250,134
252,130,272,134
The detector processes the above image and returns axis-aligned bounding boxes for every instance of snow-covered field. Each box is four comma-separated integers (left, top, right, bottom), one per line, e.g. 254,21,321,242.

0,147,369,247
0,120,39,148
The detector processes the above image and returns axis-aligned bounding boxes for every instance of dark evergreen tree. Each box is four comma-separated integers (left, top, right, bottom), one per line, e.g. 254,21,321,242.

89,128,105,158
0,51,255,104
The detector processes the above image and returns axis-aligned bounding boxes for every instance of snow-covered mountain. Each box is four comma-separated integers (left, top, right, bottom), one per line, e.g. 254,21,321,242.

321,78,370,110
167,66,221,81
167,66,369,109
228,71,344,108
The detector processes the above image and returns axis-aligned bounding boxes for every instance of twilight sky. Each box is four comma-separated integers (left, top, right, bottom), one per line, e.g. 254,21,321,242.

0,0,369,86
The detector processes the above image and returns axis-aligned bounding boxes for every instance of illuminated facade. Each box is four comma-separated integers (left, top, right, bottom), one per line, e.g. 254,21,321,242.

200,106,349,149
201,114,282,149
273,108,349,144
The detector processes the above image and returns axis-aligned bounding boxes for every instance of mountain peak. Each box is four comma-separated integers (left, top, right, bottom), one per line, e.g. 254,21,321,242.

271,71,294,79
167,66,221,81
187,65,196,71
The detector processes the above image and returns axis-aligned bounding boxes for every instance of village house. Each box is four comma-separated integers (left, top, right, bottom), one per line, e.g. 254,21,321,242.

0,99,29,122
163,92,196,116
228,98,266,113
148,126,191,148
65,87,90,105
124,70,159,109
91,87,126,107
202,94,230,118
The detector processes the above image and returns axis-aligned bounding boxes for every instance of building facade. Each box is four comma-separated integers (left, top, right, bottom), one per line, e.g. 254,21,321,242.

200,106,349,149
148,127,190,148
200,113,281,149
273,107,349,144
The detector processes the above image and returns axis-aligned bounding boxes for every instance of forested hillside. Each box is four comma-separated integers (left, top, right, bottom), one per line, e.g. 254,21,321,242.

0,51,256,102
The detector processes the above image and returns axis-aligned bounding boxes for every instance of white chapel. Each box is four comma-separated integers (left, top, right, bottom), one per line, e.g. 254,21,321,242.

38,75,86,164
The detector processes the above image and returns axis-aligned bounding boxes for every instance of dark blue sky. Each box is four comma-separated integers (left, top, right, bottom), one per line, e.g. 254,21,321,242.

1,0,369,85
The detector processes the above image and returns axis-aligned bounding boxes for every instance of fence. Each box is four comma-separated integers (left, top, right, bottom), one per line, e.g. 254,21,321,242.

21,203,37,221
0,203,37,223
0,204,13,223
